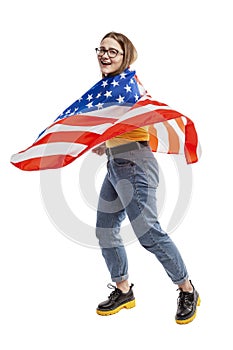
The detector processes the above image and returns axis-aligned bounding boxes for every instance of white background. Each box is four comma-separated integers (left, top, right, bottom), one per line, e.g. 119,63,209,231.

1,0,232,349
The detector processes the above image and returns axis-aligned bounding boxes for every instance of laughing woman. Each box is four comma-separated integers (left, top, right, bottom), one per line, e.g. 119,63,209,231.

92,31,200,324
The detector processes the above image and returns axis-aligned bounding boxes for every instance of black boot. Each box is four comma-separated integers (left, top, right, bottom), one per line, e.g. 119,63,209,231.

175,280,201,324
96,283,135,316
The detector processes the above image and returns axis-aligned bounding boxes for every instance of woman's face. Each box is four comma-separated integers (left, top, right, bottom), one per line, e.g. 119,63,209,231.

97,37,124,76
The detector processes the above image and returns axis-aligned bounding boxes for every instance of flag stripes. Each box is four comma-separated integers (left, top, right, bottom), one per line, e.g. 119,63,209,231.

10,69,201,171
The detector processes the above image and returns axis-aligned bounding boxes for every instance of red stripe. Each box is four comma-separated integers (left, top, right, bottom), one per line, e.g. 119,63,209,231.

54,115,117,126
83,111,186,150
148,126,158,152
15,131,100,155
35,108,185,151
118,109,184,128
11,154,78,171
11,100,199,170
40,115,117,137
33,131,100,147
134,98,168,108
184,118,198,164
175,117,186,133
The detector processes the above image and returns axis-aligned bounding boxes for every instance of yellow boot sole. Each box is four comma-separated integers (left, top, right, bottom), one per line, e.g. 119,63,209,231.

96,299,136,316
176,296,201,325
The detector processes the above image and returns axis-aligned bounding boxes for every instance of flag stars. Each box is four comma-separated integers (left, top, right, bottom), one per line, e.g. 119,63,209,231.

57,70,141,117
96,92,102,98
104,90,112,98
102,81,108,88
86,94,93,101
96,102,104,109
86,102,93,109
111,79,119,87
116,95,125,103
124,84,132,93
120,72,126,79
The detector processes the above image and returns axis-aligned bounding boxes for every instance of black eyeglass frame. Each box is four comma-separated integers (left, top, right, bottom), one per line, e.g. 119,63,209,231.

95,47,124,58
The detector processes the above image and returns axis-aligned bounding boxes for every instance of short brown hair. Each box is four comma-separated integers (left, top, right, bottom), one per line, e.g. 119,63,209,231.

100,31,138,77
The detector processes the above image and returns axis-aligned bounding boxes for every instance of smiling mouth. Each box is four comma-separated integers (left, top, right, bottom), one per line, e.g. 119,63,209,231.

101,60,111,66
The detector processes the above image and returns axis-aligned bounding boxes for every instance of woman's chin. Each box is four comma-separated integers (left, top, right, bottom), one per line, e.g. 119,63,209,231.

101,68,112,76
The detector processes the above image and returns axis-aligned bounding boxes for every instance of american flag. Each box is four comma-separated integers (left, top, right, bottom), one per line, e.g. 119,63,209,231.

10,68,201,171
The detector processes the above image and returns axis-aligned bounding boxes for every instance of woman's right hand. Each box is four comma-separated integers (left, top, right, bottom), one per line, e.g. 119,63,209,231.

92,143,106,156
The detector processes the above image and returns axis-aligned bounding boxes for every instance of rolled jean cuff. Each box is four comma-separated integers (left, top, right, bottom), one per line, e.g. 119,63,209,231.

173,275,189,286
111,273,129,283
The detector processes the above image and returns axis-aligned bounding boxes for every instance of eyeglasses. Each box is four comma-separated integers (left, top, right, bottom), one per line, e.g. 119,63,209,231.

95,47,124,58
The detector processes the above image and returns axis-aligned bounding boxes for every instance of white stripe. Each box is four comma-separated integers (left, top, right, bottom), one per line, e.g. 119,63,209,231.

83,105,131,118
11,142,87,164
37,105,131,141
196,141,202,160
137,84,147,96
37,101,173,142
37,122,114,141
181,116,187,126
115,104,172,124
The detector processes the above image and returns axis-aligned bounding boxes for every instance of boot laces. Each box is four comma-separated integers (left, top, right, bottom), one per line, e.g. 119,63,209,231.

177,289,193,307
107,283,122,300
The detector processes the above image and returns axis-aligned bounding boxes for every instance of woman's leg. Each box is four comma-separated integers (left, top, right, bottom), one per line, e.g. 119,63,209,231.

96,173,129,283
108,149,189,285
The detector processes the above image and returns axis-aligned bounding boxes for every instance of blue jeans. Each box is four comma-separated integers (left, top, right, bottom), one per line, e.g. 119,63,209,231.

96,144,188,285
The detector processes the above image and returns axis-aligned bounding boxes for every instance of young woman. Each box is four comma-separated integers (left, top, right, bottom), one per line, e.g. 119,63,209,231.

92,31,200,324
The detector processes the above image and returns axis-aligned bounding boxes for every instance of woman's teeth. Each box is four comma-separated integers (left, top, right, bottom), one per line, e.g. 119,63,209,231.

101,61,111,65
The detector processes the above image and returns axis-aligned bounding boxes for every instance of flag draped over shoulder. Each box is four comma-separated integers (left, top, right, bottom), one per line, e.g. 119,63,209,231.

10,68,201,171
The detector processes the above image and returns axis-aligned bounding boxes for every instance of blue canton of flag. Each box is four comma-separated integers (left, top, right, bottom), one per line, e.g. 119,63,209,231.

55,68,141,120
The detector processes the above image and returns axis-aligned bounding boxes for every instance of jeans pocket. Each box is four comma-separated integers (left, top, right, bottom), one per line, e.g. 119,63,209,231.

113,158,135,167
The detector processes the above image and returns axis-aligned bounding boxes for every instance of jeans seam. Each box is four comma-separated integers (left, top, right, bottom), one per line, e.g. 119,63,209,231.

147,229,186,282
114,247,124,280
132,165,150,231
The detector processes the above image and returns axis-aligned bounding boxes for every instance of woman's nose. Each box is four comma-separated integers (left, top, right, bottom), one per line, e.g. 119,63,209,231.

102,51,109,58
